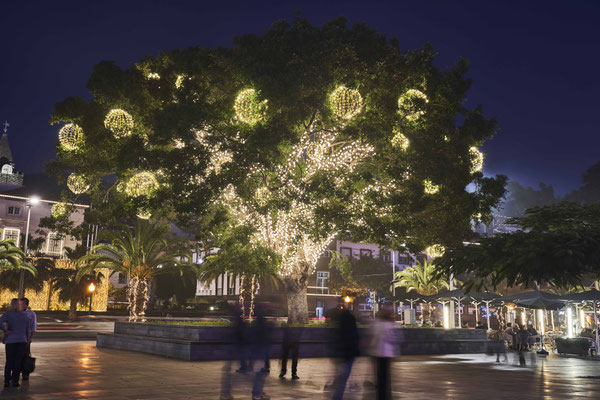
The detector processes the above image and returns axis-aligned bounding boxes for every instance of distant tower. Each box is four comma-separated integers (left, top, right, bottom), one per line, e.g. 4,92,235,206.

0,121,24,187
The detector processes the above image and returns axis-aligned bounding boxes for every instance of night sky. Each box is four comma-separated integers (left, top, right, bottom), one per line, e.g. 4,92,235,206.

2,0,598,195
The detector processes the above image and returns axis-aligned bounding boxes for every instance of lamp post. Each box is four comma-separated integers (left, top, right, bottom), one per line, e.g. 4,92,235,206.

88,282,96,316
18,196,40,299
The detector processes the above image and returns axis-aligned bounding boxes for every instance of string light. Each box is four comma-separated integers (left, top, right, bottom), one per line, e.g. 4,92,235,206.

58,124,84,151
469,146,484,173
423,179,439,194
175,75,185,89
67,173,90,195
425,244,445,258
104,109,134,138
147,72,160,80
234,89,267,124
398,89,428,121
329,86,363,120
391,132,410,150
51,202,68,218
125,171,159,197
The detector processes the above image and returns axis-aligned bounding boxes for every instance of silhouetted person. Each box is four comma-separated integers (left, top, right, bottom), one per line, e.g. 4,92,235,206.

279,323,301,380
0,299,31,388
331,306,360,400
370,305,396,400
19,298,36,381
250,303,272,400
221,306,245,400
475,321,486,330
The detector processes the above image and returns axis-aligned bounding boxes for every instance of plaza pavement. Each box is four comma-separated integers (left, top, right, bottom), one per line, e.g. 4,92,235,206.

1,340,600,399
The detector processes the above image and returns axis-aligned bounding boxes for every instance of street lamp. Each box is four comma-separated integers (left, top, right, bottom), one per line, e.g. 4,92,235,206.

18,195,40,298
88,282,96,315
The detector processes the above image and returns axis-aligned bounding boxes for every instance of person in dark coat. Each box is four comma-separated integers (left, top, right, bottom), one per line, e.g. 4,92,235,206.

0,298,31,388
279,323,301,380
331,306,360,400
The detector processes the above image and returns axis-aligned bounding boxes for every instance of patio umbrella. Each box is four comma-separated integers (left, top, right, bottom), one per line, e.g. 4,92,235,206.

430,289,468,328
469,292,502,331
393,291,423,309
562,289,600,352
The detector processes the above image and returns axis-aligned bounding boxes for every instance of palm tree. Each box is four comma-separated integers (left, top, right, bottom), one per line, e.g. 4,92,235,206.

394,260,451,324
51,245,102,321
0,239,38,293
77,220,193,322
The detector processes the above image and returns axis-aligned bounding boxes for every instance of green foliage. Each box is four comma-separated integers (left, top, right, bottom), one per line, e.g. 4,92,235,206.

500,181,557,217
328,252,393,297
77,220,194,281
51,245,103,306
437,202,600,290
393,259,450,296
564,161,600,203
0,240,38,291
154,268,198,304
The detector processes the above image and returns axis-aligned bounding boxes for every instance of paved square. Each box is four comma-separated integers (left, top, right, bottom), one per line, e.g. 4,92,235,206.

1,341,600,399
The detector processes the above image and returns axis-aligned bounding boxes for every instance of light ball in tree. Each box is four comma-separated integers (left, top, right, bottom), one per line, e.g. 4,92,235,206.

391,132,410,151
425,244,445,258
51,202,68,218
125,171,159,197
67,173,90,194
104,109,134,138
58,124,84,151
137,208,152,220
330,85,363,120
234,89,267,125
398,89,429,121
423,179,439,195
469,146,484,173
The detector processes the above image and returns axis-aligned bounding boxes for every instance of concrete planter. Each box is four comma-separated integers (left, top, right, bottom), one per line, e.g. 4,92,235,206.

97,322,494,361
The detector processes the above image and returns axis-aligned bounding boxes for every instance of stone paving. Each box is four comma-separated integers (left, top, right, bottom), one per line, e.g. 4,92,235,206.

1,341,600,399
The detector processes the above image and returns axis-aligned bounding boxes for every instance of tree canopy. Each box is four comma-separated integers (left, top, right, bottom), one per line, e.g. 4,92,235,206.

437,202,600,290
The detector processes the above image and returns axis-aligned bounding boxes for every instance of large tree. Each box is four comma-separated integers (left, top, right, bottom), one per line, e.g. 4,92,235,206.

50,18,505,322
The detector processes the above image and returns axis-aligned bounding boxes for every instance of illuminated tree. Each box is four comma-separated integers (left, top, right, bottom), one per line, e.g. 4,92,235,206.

50,18,506,322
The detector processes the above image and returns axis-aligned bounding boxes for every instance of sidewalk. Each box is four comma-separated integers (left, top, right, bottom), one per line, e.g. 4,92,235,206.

2,341,600,399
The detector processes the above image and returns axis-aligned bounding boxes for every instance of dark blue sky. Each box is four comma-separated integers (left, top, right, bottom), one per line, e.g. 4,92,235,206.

1,0,598,195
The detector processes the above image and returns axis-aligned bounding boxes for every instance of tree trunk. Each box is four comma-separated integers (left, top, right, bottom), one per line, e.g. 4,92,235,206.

249,275,257,317
68,297,78,321
285,274,309,324
133,279,149,322
127,278,137,322
239,275,246,316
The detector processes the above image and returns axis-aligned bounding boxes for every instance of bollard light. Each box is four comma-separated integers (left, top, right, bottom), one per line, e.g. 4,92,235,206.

567,307,574,338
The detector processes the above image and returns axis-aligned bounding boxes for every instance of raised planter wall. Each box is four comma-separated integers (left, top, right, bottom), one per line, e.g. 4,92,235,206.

97,322,495,361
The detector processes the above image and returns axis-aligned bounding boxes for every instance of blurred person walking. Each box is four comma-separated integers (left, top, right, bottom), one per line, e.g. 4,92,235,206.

0,298,31,388
19,298,36,381
250,302,272,400
331,305,360,400
370,305,396,400
279,323,301,380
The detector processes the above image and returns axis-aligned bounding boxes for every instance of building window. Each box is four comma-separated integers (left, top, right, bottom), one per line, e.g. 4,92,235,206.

360,249,372,259
397,254,413,265
316,271,329,294
2,228,20,246
7,206,20,216
46,233,63,255
340,247,352,258
118,273,127,284
359,303,373,311
382,251,392,263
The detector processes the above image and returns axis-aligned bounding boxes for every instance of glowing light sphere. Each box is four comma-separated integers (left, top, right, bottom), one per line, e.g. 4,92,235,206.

423,179,439,195
425,244,445,259
125,171,159,197
234,89,267,125
330,86,363,120
398,89,429,121
104,109,134,138
58,124,84,151
51,202,68,218
147,72,160,80
67,173,90,195
469,146,484,173
391,132,410,151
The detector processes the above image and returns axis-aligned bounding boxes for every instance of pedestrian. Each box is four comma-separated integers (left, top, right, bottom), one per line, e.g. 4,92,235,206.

331,305,360,400
0,298,31,388
370,305,396,400
279,322,301,380
19,298,36,381
250,302,272,400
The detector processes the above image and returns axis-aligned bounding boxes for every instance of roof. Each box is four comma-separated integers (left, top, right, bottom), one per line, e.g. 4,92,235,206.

0,134,14,164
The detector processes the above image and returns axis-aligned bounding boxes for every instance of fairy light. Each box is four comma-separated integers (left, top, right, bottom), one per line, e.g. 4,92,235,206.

391,132,410,150
147,72,160,80
51,202,68,218
329,86,363,120
125,171,159,197
423,179,439,194
67,173,90,195
469,146,484,173
175,75,185,89
234,88,267,124
137,208,151,220
425,244,445,258
58,124,84,151
398,89,428,121
104,109,134,138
